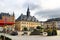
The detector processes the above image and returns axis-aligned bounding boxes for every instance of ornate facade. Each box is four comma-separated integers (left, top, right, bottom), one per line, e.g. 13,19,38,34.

0,12,15,31
43,18,60,30
15,7,41,31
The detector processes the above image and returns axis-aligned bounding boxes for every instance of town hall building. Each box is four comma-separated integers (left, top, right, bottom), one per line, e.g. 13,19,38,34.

15,7,41,31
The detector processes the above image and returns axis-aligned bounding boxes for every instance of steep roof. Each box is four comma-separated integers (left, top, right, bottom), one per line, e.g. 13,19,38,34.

16,14,39,22
16,7,39,22
0,12,12,19
1,12,10,16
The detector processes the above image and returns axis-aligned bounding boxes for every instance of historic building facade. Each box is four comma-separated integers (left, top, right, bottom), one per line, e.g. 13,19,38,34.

1,12,15,22
43,21,56,28
43,18,60,30
0,12,15,31
15,7,41,31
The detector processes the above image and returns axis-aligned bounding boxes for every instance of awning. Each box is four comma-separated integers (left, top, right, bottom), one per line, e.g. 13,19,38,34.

0,20,15,26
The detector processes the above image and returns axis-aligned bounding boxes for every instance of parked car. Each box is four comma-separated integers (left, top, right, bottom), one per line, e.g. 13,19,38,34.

10,31,18,36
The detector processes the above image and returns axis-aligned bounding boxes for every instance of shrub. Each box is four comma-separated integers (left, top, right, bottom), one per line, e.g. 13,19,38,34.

45,27,57,36
36,26,41,29
36,26,43,29
52,27,57,35
52,29,57,35
36,26,44,33
30,26,44,35
30,29,40,35
47,28,52,36
22,27,28,31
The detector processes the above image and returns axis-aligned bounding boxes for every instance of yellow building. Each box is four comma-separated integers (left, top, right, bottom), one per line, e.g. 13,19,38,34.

15,7,41,31
15,21,41,31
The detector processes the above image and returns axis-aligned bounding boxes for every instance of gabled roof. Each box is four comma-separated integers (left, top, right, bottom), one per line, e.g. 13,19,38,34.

1,12,10,16
16,7,39,22
0,12,12,19
16,14,39,22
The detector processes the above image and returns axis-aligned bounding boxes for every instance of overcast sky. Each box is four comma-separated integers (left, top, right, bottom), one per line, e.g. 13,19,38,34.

0,0,60,21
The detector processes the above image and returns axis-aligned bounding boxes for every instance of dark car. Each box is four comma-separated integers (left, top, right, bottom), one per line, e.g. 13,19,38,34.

10,31,18,36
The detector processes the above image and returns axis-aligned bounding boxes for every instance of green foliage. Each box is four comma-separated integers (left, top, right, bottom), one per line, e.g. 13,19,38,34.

30,29,40,35
45,27,57,36
30,26,44,35
36,26,43,29
47,28,52,36
36,26,41,29
52,27,57,35
23,27,28,31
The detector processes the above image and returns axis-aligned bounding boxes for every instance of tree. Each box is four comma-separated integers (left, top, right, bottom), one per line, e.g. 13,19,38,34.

52,27,57,35
36,26,43,29
45,26,57,36
47,28,52,36
22,27,28,31
30,29,40,35
30,26,44,35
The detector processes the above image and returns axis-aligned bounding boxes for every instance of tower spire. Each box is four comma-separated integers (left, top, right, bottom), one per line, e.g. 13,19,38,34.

27,6,30,17
13,12,15,17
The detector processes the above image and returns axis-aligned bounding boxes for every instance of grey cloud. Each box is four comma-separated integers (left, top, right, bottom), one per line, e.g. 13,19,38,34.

35,9,60,19
0,0,22,11
23,2,39,10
